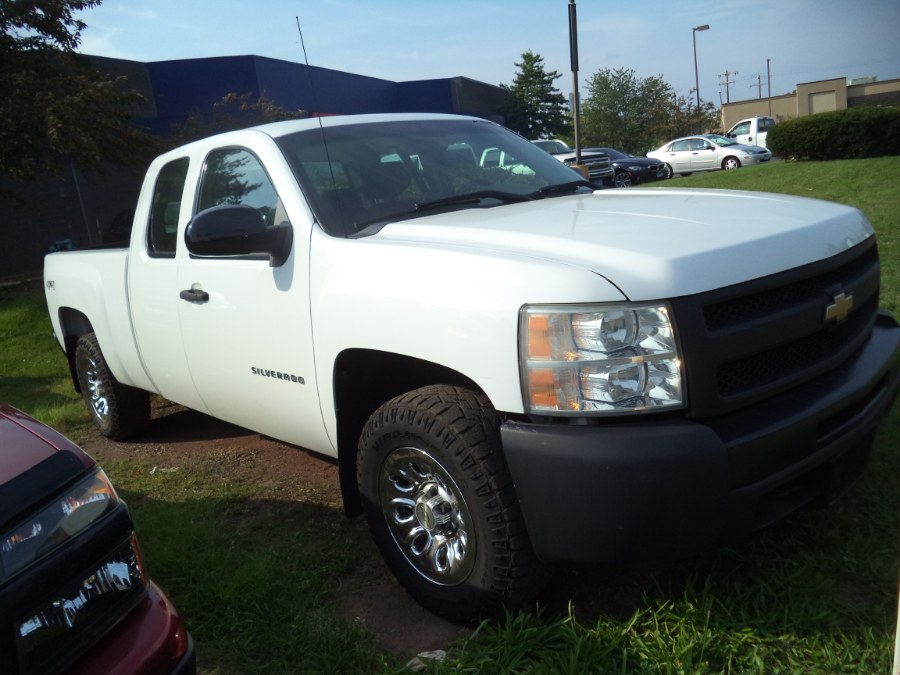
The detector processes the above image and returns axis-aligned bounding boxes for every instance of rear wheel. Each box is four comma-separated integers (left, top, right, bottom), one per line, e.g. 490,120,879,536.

722,156,741,170
357,385,549,621
74,333,149,440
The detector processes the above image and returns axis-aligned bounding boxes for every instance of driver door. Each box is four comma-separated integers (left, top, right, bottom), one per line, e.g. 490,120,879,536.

175,146,326,450
690,139,718,171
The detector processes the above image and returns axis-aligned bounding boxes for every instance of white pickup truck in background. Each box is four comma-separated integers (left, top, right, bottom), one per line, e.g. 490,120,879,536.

44,113,900,620
726,115,776,148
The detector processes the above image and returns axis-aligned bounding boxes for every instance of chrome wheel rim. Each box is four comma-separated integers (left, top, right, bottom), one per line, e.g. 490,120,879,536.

83,356,111,423
378,446,475,585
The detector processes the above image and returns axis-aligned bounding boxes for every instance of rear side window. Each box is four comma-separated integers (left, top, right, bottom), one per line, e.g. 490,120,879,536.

148,158,189,258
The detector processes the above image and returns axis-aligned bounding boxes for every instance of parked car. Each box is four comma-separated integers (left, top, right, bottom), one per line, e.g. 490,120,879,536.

726,116,776,149
0,403,195,675
583,147,669,187
647,134,772,177
531,139,614,185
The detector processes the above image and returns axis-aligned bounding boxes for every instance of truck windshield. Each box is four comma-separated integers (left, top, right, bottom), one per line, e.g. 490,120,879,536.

275,119,589,237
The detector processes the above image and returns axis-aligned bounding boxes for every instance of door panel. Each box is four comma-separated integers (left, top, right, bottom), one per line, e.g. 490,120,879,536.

690,140,718,171
175,147,330,452
128,157,210,412
666,140,693,173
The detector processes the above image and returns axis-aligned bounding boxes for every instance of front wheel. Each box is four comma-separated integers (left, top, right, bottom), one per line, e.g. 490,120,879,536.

722,156,742,170
357,385,549,621
74,333,149,440
663,163,674,179
613,171,633,188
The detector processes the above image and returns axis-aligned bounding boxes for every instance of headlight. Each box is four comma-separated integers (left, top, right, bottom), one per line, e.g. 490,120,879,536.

520,303,685,414
1,469,119,579
627,165,644,172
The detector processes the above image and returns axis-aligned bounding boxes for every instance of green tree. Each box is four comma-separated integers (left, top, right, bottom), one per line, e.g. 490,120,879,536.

581,67,718,154
501,51,569,140
0,0,156,181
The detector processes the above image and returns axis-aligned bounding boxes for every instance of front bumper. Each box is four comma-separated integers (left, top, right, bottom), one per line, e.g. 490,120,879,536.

69,582,195,675
502,314,900,566
744,154,772,165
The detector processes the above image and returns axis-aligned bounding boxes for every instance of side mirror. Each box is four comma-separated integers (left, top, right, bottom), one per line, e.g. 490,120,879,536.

185,205,292,267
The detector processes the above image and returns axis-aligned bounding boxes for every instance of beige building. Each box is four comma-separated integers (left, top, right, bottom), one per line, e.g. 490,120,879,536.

721,75,900,131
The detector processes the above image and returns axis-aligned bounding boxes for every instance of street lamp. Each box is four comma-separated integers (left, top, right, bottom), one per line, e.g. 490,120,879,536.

692,24,710,119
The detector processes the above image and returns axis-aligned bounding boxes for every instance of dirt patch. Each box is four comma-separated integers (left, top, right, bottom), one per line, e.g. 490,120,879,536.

79,398,656,661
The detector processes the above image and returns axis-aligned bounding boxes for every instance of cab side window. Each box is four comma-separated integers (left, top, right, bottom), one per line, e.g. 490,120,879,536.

197,148,288,228
148,158,189,258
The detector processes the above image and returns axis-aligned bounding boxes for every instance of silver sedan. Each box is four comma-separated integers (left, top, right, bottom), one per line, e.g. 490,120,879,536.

647,134,772,177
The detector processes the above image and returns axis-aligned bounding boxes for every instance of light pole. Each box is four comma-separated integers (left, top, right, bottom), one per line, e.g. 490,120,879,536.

692,24,710,125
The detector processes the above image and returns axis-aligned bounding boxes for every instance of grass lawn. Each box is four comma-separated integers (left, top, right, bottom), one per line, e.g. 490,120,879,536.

1,155,898,673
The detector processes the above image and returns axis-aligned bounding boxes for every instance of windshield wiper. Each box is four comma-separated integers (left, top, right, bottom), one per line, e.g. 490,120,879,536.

413,190,534,212
350,191,533,232
351,184,591,234
531,179,597,198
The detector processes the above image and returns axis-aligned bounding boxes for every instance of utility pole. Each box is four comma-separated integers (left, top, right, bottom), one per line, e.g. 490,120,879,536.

767,58,772,116
750,74,765,99
718,70,737,104
568,0,581,165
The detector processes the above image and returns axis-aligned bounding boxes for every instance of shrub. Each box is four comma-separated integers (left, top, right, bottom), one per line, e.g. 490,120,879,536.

767,106,900,160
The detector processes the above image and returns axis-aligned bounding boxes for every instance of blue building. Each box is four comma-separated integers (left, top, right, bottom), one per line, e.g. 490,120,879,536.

94,54,509,133
1,55,510,279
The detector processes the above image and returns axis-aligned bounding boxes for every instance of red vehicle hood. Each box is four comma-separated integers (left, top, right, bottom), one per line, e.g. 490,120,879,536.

0,404,93,482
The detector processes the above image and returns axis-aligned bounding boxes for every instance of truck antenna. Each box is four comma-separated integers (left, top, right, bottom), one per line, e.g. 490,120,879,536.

296,16,310,66
295,16,320,118
296,16,339,227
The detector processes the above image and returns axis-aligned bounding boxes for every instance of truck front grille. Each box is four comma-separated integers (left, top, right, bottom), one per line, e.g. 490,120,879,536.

671,239,881,418
716,294,878,396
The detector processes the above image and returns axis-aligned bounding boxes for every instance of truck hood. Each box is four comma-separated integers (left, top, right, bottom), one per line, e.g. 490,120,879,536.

375,188,873,300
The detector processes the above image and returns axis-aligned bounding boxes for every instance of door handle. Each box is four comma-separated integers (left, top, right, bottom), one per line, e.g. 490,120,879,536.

180,288,209,303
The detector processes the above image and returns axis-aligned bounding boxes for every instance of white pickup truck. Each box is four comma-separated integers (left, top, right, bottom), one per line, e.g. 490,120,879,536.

44,113,900,621
726,115,776,148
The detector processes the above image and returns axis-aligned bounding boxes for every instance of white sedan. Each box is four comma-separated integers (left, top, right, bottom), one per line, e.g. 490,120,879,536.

647,134,772,177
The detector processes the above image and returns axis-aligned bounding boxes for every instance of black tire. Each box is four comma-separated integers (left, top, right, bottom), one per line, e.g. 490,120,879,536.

722,156,741,170
663,163,674,179
613,171,633,188
74,333,150,440
357,384,549,621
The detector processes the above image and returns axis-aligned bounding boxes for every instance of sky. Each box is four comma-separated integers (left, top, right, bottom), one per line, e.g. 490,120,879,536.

76,0,900,107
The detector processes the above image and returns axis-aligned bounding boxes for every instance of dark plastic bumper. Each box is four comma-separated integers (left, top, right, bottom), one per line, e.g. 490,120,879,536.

502,313,900,566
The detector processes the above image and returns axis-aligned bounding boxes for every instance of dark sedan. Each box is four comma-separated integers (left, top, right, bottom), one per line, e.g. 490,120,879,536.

0,403,195,675
583,147,669,187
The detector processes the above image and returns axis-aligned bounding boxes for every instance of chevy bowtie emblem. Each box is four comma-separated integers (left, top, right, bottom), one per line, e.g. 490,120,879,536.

824,291,854,324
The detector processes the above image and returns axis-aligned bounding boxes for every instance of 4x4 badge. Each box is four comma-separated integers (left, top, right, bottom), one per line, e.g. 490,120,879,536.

824,292,854,324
